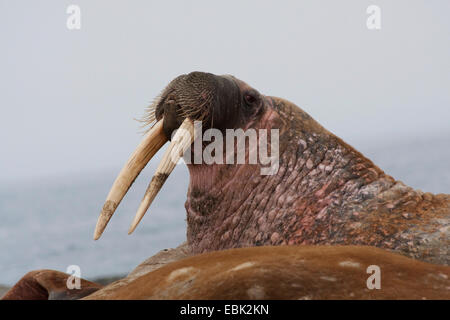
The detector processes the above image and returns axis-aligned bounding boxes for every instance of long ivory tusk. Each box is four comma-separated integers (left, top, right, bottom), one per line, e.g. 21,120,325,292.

93,119,167,240
128,118,195,235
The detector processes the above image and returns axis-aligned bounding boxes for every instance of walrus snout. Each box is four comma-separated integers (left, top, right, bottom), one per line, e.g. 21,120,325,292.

155,71,242,139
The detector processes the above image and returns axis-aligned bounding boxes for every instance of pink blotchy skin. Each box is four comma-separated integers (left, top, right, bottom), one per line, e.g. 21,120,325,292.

184,82,449,265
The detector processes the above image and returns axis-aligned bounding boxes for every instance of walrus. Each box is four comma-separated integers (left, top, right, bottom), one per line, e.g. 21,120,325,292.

1,270,102,300
4,71,449,300
4,246,449,300
94,71,449,264
84,245,450,300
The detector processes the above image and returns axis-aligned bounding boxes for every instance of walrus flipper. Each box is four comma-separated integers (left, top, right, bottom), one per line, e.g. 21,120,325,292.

1,270,103,300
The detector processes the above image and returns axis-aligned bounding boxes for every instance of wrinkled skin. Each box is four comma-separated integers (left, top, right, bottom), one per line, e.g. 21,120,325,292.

4,72,449,300
186,96,450,263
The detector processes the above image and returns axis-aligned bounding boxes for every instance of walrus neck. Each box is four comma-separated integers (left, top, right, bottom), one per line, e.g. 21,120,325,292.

184,125,400,254
183,98,446,256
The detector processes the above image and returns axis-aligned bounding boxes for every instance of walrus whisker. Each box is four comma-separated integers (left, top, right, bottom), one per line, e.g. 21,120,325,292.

176,98,211,122
135,115,156,135
93,119,167,240
136,93,163,133
128,118,196,235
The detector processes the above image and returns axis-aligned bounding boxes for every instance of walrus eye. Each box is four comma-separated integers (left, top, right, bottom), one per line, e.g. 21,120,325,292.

244,92,257,105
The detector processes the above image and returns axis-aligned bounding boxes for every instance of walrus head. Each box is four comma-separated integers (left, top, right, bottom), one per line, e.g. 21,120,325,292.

93,71,280,241
94,71,448,259
154,72,264,136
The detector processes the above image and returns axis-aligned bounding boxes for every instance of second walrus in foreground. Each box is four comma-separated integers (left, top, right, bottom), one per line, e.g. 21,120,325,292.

95,71,449,265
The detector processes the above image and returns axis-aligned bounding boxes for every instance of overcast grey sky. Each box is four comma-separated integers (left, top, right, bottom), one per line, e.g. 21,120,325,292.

1,1,449,183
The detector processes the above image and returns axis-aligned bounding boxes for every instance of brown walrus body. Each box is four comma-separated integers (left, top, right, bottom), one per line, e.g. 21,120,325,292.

1,270,102,300
4,245,450,300
4,72,449,300
85,245,450,300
